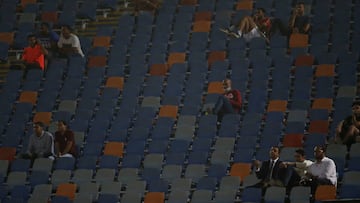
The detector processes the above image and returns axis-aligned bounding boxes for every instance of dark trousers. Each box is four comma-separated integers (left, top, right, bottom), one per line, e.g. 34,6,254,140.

213,95,236,121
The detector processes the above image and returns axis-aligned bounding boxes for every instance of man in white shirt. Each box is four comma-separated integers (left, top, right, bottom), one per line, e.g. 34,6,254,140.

21,122,54,161
281,148,313,188
306,145,337,194
57,25,84,58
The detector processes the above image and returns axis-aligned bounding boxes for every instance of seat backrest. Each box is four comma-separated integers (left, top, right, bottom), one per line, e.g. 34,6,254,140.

103,142,124,158
294,54,315,66
167,52,186,67
149,64,168,76
193,21,211,32
289,33,309,48
33,112,52,126
207,81,225,94
55,183,77,200
87,56,107,67
0,32,15,45
314,185,337,201
312,98,333,112
282,134,304,147
105,76,124,90
236,0,253,10
93,36,111,47
267,100,288,112
144,192,165,203
208,51,226,67
41,11,58,24
194,11,212,21
19,91,38,105
159,105,178,119
0,147,16,161
315,64,335,77
230,162,251,181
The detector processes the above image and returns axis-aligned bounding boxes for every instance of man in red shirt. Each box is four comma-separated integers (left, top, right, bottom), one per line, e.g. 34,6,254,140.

211,79,242,119
54,120,77,158
22,34,48,71
253,8,272,38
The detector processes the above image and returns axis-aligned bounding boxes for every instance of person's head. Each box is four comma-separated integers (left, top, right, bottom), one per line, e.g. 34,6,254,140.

40,22,50,34
223,79,232,92
269,146,280,160
295,2,305,15
255,8,266,19
33,122,44,136
57,120,68,133
314,145,326,161
27,34,37,47
61,25,72,39
294,148,306,162
352,101,360,116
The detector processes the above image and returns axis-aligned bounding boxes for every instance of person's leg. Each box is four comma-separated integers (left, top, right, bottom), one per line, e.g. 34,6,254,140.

343,125,359,146
59,153,74,158
213,95,236,115
213,95,225,114
239,16,256,34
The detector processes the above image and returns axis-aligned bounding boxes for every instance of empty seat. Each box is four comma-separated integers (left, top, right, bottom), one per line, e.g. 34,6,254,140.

55,183,77,201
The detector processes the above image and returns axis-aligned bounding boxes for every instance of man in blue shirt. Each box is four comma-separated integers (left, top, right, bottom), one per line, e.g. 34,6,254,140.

289,2,311,34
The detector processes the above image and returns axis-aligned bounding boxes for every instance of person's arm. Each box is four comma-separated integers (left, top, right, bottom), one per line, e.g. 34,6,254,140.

62,140,73,155
57,36,63,48
55,141,60,156
254,160,266,179
352,114,360,128
26,135,34,155
71,35,81,54
22,48,29,62
303,22,310,34
288,9,298,32
37,40,48,56
43,133,54,156
229,90,242,109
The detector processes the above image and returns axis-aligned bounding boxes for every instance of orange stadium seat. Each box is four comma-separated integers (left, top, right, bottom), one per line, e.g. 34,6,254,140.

105,76,124,90
149,64,168,76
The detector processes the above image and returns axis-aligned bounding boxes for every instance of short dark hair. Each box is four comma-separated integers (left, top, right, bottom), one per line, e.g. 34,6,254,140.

295,148,305,156
257,8,266,14
271,146,280,152
27,34,36,39
41,22,50,28
315,145,326,152
62,24,73,32
34,121,44,128
297,2,305,6
352,101,360,107
58,120,67,126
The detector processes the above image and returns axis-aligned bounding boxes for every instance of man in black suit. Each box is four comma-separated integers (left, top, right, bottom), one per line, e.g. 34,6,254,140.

253,146,287,187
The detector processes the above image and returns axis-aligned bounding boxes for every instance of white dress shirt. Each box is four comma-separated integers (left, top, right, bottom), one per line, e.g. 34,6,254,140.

307,156,337,185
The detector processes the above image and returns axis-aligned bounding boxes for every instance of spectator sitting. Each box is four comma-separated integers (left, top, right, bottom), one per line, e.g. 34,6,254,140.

221,15,268,42
207,79,242,121
37,22,59,64
253,8,272,38
288,2,311,34
21,122,54,161
54,120,77,158
57,25,84,58
134,0,161,14
335,101,360,148
22,34,48,72
280,148,313,190
302,145,337,195
253,146,288,188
